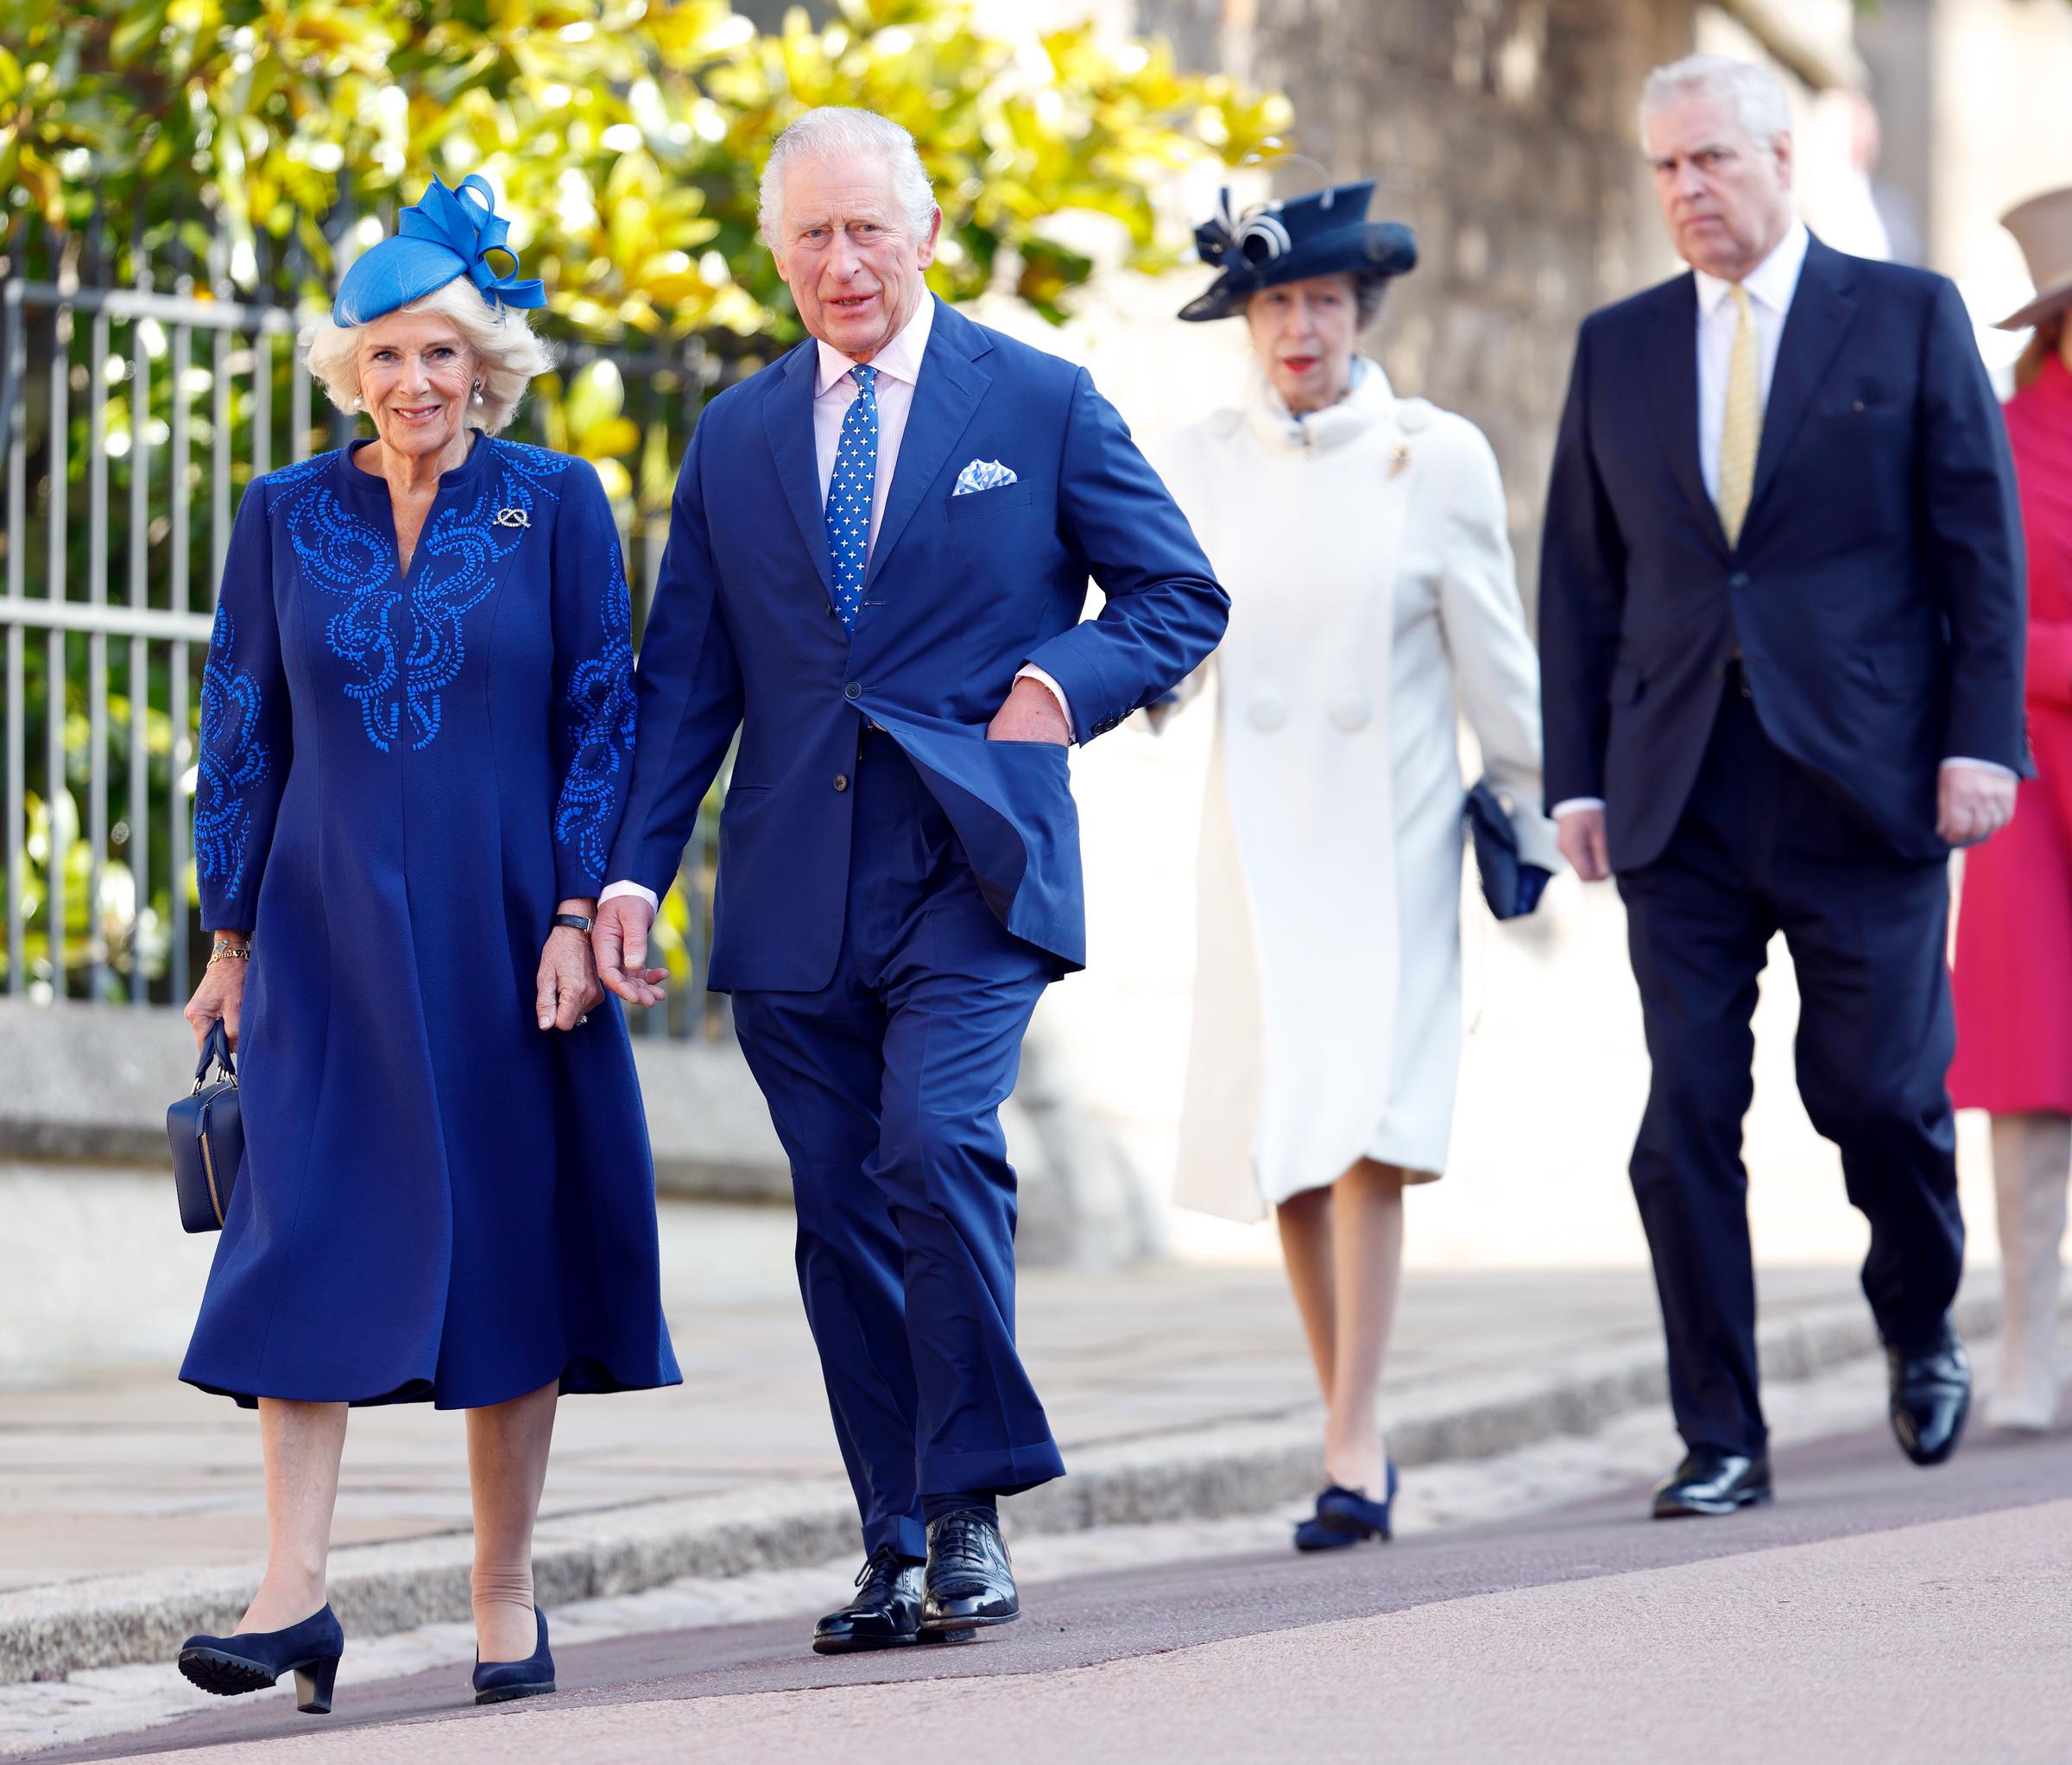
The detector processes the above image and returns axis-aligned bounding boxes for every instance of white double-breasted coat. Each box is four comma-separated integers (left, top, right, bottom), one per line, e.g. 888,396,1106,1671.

1159,362,1557,1221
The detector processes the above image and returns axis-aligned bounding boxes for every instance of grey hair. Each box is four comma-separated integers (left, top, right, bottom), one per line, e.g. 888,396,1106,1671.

1638,54,1793,152
304,278,557,435
757,106,939,250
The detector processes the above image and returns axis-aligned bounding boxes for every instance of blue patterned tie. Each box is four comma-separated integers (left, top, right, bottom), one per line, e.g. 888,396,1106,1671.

824,364,879,630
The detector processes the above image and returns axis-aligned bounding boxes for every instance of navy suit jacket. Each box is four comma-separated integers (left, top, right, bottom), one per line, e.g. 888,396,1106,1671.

1538,235,2028,871
609,299,1228,988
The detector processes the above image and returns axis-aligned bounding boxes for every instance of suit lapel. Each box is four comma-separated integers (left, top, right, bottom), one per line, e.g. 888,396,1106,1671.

1642,274,1726,551
866,300,994,589
763,342,835,598
1747,236,1859,518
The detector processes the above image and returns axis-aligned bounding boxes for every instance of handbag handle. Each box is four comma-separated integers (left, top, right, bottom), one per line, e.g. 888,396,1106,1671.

193,1019,238,1092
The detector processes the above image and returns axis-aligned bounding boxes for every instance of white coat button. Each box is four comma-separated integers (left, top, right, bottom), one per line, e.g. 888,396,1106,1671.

1247,693,1288,732
1330,694,1372,732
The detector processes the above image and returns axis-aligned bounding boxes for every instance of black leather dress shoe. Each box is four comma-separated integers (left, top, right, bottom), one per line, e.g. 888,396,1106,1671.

1888,1317,1971,1467
812,1548,926,1654
921,1508,1019,1631
1651,1448,1772,1519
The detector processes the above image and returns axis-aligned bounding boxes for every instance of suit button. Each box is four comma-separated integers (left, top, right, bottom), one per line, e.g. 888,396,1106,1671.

843,680,862,700
833,774,849,793
1247,692,1288,732
1729,571,1749,589
1330,694,1372,732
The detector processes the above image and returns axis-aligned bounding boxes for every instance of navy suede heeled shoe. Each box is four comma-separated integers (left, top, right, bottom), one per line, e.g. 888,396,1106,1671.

178,1605,344,1714
473,1608,556,1705
1292,1461,1399,1552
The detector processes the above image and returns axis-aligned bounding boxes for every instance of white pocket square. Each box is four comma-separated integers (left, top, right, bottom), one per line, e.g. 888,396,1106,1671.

953,459,1018,496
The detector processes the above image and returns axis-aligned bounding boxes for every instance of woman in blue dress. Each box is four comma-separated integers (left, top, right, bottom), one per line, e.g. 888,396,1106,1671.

174,177,679,1715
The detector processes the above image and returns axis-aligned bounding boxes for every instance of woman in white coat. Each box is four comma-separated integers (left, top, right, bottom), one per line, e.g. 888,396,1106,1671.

1160,181,1558,1549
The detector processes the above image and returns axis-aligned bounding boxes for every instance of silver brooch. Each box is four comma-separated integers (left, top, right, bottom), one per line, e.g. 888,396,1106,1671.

494,507,530,528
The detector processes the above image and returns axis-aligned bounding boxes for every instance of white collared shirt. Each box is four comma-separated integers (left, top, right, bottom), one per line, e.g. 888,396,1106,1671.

1693,219,1810,503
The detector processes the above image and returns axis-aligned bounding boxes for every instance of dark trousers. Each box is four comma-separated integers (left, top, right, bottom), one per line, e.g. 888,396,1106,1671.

1616,680,1964,1458
730,731,1064,1561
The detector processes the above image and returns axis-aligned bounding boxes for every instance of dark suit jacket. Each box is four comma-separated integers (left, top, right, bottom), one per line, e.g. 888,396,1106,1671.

608,298,1228,986
1538,234,2028,871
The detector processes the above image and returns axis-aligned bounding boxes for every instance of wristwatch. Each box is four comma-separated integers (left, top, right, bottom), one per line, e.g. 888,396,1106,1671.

552,913,594,934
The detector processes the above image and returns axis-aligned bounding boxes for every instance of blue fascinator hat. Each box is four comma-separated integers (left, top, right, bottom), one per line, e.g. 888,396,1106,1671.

332,174,547,327
1178,180,1417,322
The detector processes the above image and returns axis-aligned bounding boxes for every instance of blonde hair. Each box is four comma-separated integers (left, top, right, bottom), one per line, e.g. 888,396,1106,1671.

304,278,557,434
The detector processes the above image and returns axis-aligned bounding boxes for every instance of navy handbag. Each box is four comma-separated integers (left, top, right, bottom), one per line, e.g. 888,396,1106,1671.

167,1021,243,1232
1464,778,1552,922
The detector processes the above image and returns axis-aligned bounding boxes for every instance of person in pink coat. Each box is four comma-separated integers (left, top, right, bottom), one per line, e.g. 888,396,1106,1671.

1951,187,2072,1431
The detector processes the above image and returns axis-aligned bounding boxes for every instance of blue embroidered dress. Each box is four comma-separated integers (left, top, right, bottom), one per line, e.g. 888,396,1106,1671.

182,435,679,1409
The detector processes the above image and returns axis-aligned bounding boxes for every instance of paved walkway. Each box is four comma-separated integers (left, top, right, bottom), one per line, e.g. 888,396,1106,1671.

0,1202,1890,1597
26,1358,2072,1764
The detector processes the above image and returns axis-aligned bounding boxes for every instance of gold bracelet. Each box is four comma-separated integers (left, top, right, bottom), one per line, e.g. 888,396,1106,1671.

209,941,251,965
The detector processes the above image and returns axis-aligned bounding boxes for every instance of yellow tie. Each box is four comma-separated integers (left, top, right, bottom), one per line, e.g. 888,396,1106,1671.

1715,283,1762,547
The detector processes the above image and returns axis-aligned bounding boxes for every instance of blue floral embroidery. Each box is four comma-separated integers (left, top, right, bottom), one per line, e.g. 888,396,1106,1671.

194,604,270,901
553,537,637,879
285,440,563,751
288,483,401,748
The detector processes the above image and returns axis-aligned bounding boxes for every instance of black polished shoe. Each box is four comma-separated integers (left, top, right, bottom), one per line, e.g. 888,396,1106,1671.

1889,1317,1972,1467
921,1508,1019,1632
812,1548,928,1654
1650,1448,1772,1519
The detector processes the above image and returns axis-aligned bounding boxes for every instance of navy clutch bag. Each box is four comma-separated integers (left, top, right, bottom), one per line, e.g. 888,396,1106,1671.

167,1022,243,1232
1464,778,1551,921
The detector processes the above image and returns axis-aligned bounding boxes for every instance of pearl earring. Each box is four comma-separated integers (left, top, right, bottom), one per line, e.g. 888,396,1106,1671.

351,393,363,410
473,383,485,406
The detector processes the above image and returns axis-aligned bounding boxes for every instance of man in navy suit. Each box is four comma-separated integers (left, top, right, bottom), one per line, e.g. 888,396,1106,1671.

593,107,1226,1647
1540,55,2025,1519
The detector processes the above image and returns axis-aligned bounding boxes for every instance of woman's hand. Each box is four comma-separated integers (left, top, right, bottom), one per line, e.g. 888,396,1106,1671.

536,901,605,1031
184,936,250,1050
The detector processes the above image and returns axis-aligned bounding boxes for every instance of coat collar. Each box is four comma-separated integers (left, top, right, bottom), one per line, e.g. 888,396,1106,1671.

1242,357,1396,454
865,298,994,587
1747,232,1860,518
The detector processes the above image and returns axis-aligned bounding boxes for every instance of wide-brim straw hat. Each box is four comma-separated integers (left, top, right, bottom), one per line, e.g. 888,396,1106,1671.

1996,187,2072,331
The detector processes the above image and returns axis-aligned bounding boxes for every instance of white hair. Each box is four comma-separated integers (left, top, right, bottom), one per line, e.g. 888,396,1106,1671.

757,106,939,250
304,278,557,435
1638,54,1793,153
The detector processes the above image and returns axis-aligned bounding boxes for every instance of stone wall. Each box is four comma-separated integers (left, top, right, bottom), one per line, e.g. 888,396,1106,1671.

1131,0,1699,595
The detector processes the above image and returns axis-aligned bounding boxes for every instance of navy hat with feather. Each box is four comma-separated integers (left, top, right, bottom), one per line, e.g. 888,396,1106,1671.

1179,180,1417,322
332,174,546,327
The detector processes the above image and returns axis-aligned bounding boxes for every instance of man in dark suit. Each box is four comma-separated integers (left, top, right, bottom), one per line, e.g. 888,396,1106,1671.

592,108,1227,1644
1539,54,2026,1518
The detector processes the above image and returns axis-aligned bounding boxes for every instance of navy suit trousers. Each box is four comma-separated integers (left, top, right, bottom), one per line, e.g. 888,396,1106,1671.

1616,676,1965,1458
731,729,1064,1559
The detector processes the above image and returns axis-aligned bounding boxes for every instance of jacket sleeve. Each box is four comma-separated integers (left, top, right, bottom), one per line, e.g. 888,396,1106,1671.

604,420,746,903
194,482,293,933
1922,276,2031,773
547,459,639,901
1536,315,1627,811
1436,424,1562,872
1024,370,1230,744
